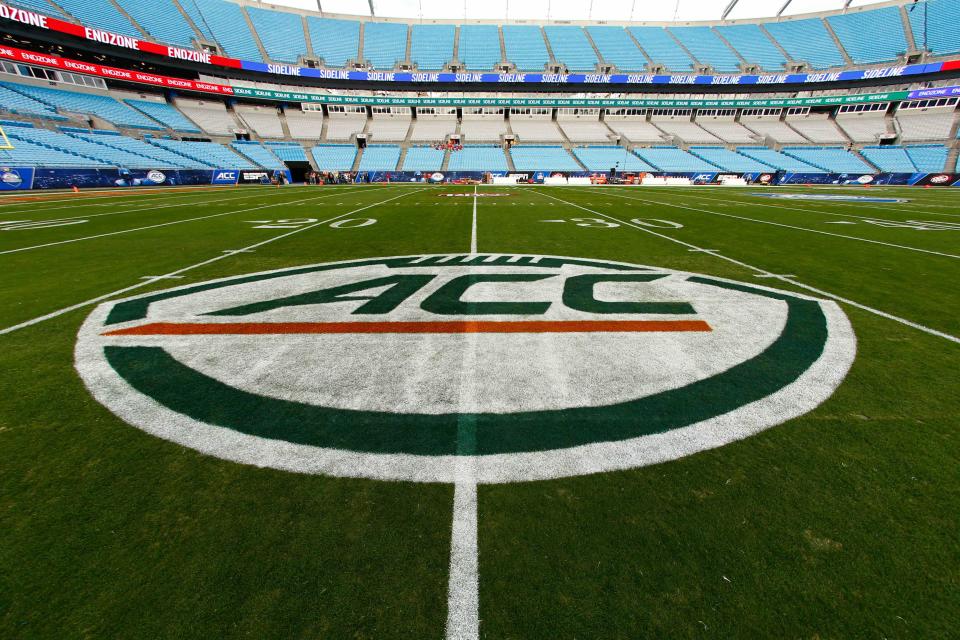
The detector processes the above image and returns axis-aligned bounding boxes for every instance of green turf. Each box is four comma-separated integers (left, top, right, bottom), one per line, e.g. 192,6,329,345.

1,184,958,638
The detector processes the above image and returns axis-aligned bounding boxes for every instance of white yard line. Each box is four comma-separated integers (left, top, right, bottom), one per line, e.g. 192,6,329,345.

445,480,480,640
470,185,479,254
537,189,960,345
0,188,426,335
447,311,481,640
679,189,960,221
0,188,291,223
598,190,960,260
0,187,367,256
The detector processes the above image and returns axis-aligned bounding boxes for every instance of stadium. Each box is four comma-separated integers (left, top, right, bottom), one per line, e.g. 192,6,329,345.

0,0,958,636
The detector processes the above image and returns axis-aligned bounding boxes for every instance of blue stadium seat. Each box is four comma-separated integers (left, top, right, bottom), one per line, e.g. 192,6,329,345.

125,100,201,133
573,146,656,172
55,0,141,38
363,22,408,69
248,7,307,63
307,18,361,67
402,146,445,171
859,146,917,172
4,83,164,130
265,142,309,162
0,85,67,121
7,0,65,18
544,26,598,72
908,0,960,55
193,0,263,61
502,25,550,71
149,138,255,168
231,141,286,169
669,27,741,72
586,27,647,72
358,145,401,171
312,144,358,170
628,27,695,71
827,7,908,64
509,146,581,171
78,130,207,167
688,147,773,172
714,24,787,70
458,25,501,70
780,146,873,173
448,146,508,171
632,146,719,172
411,24,455,70
115,0,197,46
0,122,110,167
176,0,215,41
764,18,845,69
905,145,949,172
736,147,823,172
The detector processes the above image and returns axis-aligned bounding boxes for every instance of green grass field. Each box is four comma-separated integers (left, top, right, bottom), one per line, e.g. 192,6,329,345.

1,183,958,639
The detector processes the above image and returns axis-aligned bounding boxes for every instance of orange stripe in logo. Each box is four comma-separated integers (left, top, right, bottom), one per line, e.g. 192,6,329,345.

103,320,712,336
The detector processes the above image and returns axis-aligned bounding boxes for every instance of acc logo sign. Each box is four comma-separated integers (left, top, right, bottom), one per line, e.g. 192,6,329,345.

76,255,855,483
146,170,167,184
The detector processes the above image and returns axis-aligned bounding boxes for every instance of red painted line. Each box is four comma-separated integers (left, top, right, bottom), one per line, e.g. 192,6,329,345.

103,320,712,336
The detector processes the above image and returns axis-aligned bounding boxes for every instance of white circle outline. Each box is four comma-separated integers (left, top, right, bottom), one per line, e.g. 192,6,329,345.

75,254,857,484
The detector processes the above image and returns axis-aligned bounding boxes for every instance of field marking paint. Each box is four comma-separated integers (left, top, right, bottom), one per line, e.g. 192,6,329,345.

446,278,481,640
0,188,425,336
682,190,960,224
600,190,960,260
471,185,478,254
0,189,283,224
537,189,960,345
0,188,367,256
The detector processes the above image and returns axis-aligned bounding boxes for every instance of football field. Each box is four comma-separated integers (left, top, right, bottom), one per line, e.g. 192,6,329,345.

1,183,958,638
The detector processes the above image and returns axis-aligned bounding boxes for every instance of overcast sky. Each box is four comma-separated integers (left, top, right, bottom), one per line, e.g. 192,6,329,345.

253,0,892,21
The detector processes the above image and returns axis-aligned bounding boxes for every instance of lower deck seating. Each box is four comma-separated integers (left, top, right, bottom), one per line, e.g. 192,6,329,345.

688,147,773,172
859,146,917,172
401,146,445,171
508,146,581,171
447,146,508,171
631,147,719,172
357,145,401,171
231,142,286,169
780,147,873,173
736,147,823,172
149,139,255,169
905,145,949,172
265,142,309,162
312,144,358,170
572,146,656,172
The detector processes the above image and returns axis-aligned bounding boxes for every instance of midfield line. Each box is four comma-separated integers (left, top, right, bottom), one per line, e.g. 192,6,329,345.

0,187,367,256
536,189,960,345
599,189,960,260
0,187,426,335
470,184,479,254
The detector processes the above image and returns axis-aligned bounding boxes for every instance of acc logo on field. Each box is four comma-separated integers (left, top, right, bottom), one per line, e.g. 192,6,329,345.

76,255,856,484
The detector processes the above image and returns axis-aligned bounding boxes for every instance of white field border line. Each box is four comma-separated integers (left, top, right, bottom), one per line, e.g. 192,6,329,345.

470,184,478,254
0,188,295,224
681,189,960,221
598,190,960,260
0,187,371,256
0,184,318,211
0,187,427,336
0,186,318,217
536,189,960,345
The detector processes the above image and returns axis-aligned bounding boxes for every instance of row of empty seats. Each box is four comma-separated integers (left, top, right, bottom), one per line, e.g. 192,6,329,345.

14,0,952,69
